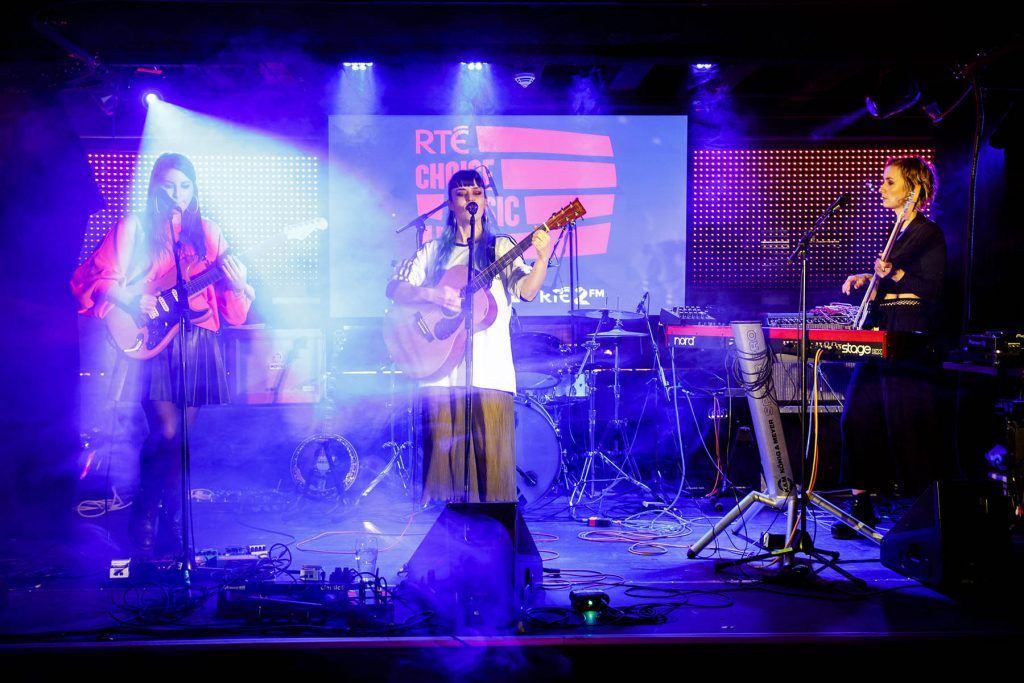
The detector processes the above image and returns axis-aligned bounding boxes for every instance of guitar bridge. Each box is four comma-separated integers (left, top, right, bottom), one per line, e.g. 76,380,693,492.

414,313,435,341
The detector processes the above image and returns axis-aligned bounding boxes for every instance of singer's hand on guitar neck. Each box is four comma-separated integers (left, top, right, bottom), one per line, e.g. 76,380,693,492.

531,229,552,260
221,254,250,294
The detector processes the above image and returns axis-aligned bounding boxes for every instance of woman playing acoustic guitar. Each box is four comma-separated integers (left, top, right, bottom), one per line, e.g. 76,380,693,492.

386,169,551,504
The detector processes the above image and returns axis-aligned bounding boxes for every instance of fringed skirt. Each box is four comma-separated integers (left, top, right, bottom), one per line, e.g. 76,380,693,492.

109,325,230,406
420,387,516,504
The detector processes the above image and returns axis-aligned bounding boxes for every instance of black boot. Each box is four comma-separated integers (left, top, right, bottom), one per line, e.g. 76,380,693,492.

831,492,879,540
156,500,183,556
128,495,159,551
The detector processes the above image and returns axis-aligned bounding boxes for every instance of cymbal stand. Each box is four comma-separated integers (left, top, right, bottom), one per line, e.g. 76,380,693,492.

568,326,653,513
355,364,415,505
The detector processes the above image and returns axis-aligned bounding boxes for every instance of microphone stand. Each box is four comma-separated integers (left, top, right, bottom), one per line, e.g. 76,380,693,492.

395,201,447,237
169,211,196,582
777,195,865,584
462,202,479,501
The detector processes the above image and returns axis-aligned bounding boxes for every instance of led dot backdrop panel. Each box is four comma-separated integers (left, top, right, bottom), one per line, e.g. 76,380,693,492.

688,148,935,291
81,153,322,289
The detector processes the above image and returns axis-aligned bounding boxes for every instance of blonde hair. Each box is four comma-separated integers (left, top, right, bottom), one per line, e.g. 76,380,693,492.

885,156,938,210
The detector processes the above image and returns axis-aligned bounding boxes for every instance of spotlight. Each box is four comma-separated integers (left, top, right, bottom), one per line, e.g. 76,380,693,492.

461,61,486,71
514,72,536,88
689,62,719,88
343,62,374,71
920,77,973,124
142,90,162,107
865,69,921,119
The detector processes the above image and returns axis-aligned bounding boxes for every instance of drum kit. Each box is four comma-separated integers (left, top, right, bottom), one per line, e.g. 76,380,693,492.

511,306,658,511
307,305,664,513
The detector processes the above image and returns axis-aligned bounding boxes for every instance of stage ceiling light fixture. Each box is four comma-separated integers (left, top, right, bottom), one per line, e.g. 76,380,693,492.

343,62,373,71
689,62,719,89
865,69,921,119
462,61,486,71
920,75,974,124
142,90,163,107
514,72,536,88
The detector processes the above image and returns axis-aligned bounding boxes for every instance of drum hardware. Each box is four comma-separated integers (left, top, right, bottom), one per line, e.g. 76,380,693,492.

289,344,360,507
569,307,645,321
568,325,654,511
513,395,565,507
354,363,417,505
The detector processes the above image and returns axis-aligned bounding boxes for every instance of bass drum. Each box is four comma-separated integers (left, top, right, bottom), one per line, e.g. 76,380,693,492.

514,395,562,507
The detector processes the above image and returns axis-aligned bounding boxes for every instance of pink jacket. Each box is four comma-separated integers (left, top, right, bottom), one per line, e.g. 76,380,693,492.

71,215,251,331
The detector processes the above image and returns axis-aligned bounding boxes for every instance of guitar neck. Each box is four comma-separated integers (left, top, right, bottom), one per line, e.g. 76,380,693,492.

180,217,326,297
184,262,226,296
467,230,538,293
854,202,917,328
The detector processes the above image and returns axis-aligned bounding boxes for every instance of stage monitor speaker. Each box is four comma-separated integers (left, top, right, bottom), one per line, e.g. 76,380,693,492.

880,480,1012,593
404,502,541,632
228,328,324,405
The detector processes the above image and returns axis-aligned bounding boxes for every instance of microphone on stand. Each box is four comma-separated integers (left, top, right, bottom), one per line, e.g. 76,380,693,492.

827,193,852,212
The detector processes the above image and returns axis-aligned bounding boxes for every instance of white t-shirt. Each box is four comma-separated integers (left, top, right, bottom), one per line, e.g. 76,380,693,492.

390,236,532,394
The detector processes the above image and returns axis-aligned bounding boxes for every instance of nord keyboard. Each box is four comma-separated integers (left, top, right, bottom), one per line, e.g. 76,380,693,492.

664,324,916,360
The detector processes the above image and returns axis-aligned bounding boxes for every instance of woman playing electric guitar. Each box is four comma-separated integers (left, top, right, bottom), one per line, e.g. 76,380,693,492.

834,156,948,538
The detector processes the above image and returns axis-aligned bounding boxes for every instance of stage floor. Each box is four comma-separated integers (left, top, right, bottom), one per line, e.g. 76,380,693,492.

3,484,1022,677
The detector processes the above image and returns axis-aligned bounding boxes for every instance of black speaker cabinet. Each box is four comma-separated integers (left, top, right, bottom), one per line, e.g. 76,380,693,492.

880,480,1012,593
404,502,541,631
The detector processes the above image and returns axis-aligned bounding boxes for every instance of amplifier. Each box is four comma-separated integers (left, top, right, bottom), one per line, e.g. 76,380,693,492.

227,328,325,404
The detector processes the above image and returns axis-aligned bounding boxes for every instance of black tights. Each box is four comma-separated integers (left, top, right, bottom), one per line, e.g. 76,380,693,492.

138,400,198,515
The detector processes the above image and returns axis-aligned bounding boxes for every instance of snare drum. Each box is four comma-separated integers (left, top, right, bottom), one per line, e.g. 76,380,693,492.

514,395,562,507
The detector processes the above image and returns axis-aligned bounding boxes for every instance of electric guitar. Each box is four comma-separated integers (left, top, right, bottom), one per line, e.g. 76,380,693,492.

383,199,587,380
853,187,921,329
106,218,327,360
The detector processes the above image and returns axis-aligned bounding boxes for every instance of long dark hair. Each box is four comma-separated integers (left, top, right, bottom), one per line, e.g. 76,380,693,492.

428,169,495,285
141,153,207,266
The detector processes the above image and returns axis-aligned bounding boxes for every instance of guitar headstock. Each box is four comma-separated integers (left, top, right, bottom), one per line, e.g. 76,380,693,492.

540,199,587,232
899,186,921,219
284,217,328,241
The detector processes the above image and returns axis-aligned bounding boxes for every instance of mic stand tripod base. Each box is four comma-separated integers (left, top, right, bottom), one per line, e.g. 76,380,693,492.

807,491,884,543
687,491,792,559
355,441,413,505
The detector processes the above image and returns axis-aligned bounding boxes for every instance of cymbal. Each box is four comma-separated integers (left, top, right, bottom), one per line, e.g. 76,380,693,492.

569,308,644,321
589,328,647,339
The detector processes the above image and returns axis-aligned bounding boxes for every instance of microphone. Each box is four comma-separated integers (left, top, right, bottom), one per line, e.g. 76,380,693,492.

480,165,500,196
828,193,852,212
635,291,649,314
466,201,479,216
